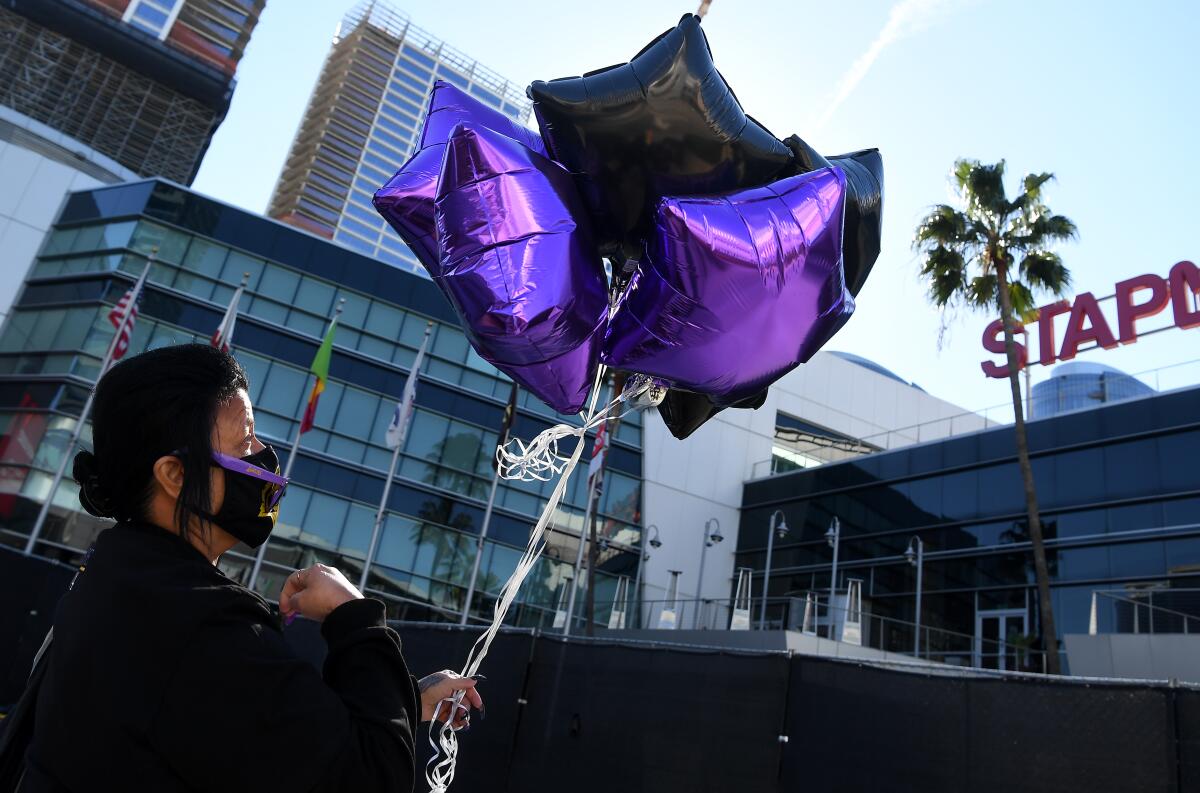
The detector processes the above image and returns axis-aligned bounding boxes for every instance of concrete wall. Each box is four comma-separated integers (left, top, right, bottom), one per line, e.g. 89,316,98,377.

0,106,137,326
1064,633,1200,683
639,351,978,607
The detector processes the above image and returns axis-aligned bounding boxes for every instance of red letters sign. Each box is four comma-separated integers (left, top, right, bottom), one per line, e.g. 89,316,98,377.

981,261,1200,378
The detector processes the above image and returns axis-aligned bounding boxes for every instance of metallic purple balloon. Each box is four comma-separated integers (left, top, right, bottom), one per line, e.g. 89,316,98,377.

374,81,547,271
602,167,853,404
434,122,608,414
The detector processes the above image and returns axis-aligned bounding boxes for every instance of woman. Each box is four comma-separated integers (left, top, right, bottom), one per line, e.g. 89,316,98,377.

20,344,481,791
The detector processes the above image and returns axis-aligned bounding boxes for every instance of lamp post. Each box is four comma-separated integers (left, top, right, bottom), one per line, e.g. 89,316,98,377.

760,510,789,629
825,517,841,635
633,524,660,629
694,518,723,629
905,535,925,658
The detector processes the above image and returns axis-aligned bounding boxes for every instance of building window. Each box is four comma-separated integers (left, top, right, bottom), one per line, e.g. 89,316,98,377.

124,0,182,39
400,45,436,71
339,216,381,242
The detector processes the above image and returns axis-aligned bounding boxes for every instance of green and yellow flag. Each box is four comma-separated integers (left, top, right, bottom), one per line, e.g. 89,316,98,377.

299,315,337,434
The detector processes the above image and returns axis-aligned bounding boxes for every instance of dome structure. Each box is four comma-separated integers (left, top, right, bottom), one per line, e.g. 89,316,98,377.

1031,361,1154,418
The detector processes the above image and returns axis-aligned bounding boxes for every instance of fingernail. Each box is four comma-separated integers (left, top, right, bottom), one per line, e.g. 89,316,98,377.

285,612,297,626
470,674,487,681
479,705,487,721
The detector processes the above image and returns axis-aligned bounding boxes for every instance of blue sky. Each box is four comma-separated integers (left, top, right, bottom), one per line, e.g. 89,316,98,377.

192,0,1200,415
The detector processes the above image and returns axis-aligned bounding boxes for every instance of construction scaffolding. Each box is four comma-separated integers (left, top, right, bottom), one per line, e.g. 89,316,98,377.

0,5,217,184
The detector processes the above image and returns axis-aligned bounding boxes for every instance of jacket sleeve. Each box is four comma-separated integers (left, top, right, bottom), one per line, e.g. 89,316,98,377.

148,597,420,793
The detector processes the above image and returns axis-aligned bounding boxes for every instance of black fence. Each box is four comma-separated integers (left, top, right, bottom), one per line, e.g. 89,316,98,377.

3,549,1198,792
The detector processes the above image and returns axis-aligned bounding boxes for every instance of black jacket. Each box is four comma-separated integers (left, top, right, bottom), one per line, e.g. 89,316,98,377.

20,522,420,792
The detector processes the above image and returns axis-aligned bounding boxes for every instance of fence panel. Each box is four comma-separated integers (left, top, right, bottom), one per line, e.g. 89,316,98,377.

508,638,790,793
784,656,970,792
966,677,1174,793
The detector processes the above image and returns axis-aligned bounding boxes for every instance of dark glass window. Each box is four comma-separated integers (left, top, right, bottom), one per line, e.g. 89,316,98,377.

1052,447,1105,505
1108,540,1165,579
1102,438,1160,500
1159,430,1200,492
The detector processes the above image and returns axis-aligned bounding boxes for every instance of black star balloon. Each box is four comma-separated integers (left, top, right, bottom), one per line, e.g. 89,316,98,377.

657,388,768,441
783,135,885,297
529,13,792,257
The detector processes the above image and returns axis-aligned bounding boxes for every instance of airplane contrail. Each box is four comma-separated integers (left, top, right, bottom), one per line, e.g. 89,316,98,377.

813,0,962,132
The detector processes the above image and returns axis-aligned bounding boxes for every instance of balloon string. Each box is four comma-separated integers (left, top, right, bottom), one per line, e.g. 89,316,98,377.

495,376,652,482
425,368,650,793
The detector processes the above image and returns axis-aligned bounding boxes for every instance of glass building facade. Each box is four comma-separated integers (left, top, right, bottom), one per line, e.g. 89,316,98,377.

267,1,530,273
1030,361,1155,419
739,385,1200,670
0,179,643,627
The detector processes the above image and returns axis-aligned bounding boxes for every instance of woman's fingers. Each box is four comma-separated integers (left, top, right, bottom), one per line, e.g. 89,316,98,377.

278,568,305,614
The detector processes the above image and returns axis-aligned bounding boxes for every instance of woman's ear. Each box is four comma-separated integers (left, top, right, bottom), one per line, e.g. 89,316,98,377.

152,454,185,500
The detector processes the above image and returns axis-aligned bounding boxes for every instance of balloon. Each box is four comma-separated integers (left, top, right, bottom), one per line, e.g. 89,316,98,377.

783,135,884,297
433,123,608,414
657,389,767,441
374,80,547,271
528,13,792,258
602,167,854,404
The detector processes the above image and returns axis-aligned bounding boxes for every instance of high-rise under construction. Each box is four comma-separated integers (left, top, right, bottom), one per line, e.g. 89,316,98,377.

0,0,265,184
267,1,531,275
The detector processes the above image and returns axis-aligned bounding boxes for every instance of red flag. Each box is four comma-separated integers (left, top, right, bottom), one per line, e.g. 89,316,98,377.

587,420,608,496
107,287,139,361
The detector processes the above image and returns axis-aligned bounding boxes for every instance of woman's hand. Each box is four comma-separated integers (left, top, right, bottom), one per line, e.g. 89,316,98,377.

278,564,362,623
418,670,484,727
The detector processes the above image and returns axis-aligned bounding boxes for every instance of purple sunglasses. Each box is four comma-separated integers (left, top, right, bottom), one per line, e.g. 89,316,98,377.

175,448,289,511
211,451,289,510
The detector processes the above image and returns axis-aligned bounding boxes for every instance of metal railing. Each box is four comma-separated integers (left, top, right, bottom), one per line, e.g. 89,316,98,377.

1089,588,1200,635
633,594,1048,672
751,357,1200,477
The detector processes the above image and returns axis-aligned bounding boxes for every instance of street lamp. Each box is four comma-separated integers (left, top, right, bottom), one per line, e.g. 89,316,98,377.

825,517,841,634
695,518,723,628
905,535,924,658
633,525,660,629
760,510,789,629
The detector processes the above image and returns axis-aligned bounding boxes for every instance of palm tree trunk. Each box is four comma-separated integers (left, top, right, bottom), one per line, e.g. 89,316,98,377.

996,261,1062,674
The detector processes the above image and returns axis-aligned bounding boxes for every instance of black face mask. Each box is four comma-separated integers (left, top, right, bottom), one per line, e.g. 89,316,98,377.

204,446,283,549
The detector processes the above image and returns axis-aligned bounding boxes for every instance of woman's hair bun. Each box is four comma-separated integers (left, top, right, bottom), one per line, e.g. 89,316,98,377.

73,450,116,519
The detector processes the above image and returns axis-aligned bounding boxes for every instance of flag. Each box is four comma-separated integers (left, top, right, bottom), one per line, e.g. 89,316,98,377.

210,282,246,354
299,316,338,434
107,286,139,361
385,323,432,450
587,419,608,497
491,381,519,471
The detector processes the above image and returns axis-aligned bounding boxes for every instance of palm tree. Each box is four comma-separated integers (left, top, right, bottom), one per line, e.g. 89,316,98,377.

914,159,1077,674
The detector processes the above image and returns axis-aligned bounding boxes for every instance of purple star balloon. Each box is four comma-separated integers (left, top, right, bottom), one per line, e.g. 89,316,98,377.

602,167,854,404
434,122,608,414
374,81,547,271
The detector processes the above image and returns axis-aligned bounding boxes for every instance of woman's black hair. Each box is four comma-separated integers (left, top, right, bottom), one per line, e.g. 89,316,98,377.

72,343,249,538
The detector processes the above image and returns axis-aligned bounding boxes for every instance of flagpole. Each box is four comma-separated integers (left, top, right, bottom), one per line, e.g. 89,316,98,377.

563,478,597,637
359,322,432,593
459,465,501,625
24,255,155,556
247,299,343,592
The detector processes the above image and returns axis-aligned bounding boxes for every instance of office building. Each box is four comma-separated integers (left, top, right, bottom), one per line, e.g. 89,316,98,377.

739,382,1200,670
0,177,972,630
266,1,531,274
0,178,644,624
0,0,265,184
0,0,264,324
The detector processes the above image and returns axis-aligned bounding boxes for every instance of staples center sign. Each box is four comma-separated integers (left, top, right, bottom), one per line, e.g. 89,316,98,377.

981,260,1200,378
